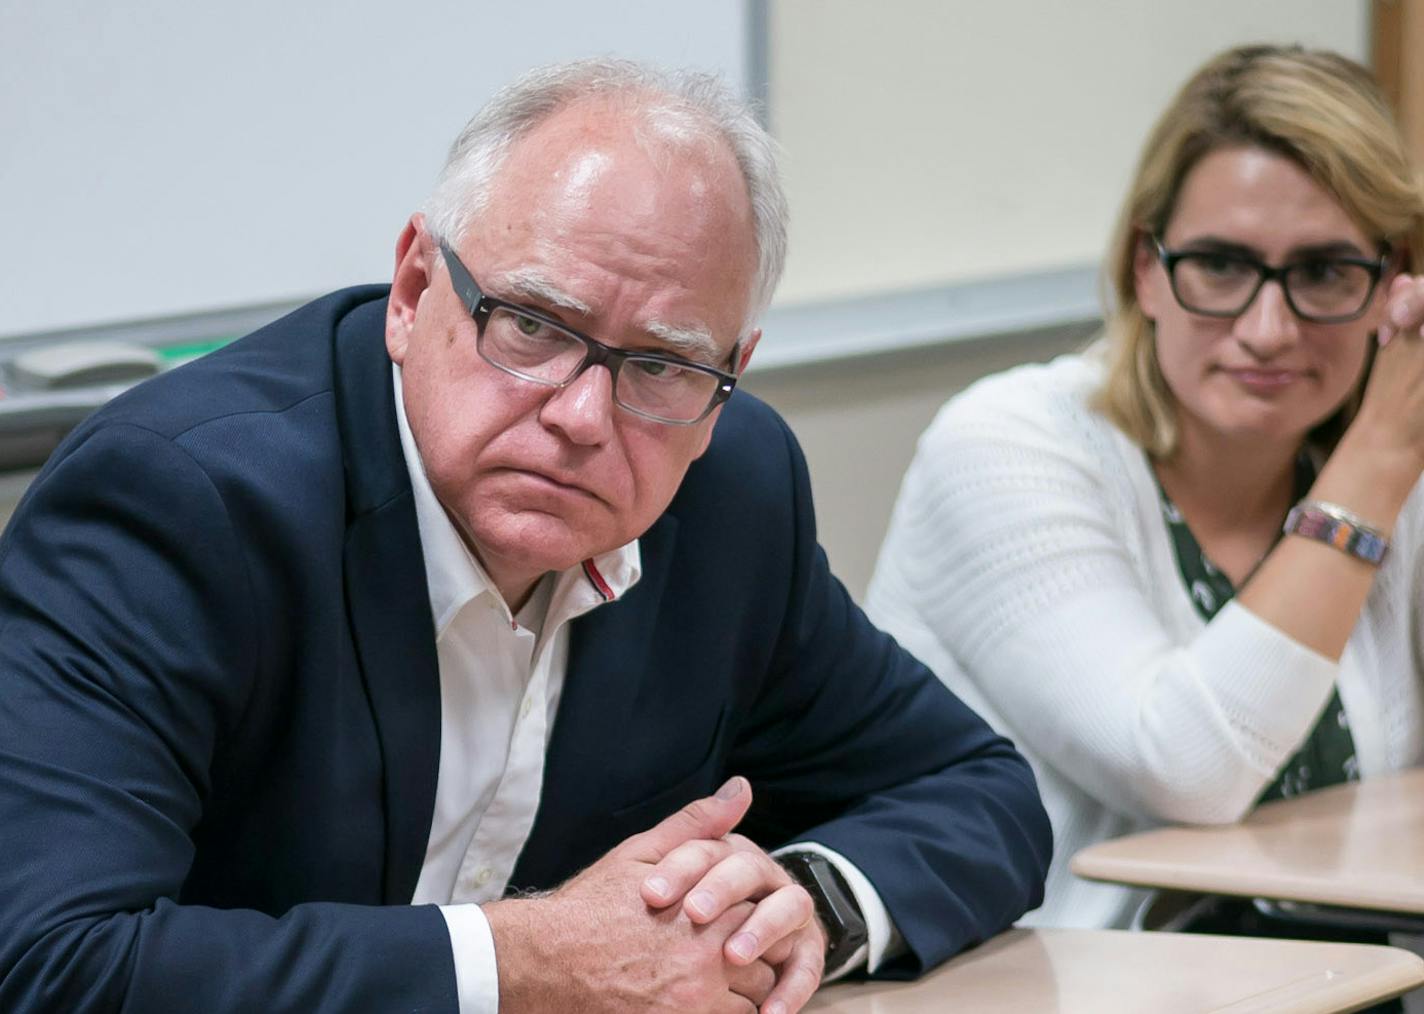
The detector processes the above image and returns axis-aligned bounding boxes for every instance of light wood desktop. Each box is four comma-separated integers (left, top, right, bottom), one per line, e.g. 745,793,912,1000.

807,928,1424,1013
1070,769,1424,916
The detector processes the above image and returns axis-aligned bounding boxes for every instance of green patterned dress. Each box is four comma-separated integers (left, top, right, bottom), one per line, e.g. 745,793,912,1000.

1156,457,1358,803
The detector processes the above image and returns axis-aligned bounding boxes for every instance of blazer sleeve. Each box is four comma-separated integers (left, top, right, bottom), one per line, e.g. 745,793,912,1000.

729,411,1053,979
0,423,458,1013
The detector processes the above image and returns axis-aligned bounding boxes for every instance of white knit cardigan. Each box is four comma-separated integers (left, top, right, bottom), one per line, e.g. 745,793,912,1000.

865,347,1424,930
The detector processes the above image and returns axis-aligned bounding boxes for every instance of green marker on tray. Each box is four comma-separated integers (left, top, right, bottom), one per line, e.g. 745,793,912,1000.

158,338,238,366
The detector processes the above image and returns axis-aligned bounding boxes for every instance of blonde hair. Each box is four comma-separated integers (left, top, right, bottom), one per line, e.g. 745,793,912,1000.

1094,45,1424,459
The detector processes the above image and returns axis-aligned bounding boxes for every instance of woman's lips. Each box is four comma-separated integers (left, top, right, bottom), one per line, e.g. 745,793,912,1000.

1224,367,1302,394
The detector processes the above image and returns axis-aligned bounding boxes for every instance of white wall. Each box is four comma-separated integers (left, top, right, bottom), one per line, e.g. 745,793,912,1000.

769,0,1369,306
0,1,748,339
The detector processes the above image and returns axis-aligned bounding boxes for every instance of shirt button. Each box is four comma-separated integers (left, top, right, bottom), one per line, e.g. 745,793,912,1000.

520,697,533,719
474,867,493,887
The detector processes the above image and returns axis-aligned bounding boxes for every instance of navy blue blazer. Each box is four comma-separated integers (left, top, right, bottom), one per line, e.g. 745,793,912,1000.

0,288,1050,1012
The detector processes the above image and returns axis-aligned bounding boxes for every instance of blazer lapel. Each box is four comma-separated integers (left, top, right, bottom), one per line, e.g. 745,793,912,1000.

334,298,442,904
508,513,678,888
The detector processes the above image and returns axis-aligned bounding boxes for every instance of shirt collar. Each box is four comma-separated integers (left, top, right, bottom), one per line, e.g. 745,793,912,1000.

392,365,640,637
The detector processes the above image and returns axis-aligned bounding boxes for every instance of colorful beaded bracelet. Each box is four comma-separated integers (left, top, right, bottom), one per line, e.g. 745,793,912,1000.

1283,500,1389,566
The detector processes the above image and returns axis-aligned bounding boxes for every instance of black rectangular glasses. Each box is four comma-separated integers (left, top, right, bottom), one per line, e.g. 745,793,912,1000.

1153,237,1390,324
439,240,738,425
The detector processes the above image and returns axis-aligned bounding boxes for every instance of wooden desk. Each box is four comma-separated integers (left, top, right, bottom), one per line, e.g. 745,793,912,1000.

1070,770,1424,916
807,928,1424,1013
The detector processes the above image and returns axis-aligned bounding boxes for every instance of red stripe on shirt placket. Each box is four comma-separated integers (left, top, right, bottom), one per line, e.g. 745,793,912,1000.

581,559,615,602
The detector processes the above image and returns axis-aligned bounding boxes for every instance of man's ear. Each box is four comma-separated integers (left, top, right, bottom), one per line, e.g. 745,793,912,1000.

734,328,761,376
386,214,433,364
691,328,763,460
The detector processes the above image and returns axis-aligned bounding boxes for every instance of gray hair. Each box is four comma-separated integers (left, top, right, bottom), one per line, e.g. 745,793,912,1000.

422,58,789,334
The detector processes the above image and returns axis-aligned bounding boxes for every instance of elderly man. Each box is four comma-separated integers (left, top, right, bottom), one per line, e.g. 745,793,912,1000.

0,61,1049,1013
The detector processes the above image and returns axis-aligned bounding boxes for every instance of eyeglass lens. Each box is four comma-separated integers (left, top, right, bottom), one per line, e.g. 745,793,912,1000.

481,306,723,423
1170,254,1376,321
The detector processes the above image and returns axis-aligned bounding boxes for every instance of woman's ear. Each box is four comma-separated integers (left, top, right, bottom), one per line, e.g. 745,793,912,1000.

1134,230,1163,320
1388,245,1410,281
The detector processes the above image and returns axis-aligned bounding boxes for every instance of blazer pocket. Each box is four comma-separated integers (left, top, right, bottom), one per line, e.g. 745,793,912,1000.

607,705,729,824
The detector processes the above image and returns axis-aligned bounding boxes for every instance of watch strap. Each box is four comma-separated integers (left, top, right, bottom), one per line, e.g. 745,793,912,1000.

778,850,870,977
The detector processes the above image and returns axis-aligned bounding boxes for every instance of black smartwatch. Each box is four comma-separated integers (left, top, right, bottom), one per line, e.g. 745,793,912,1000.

778,850,869,977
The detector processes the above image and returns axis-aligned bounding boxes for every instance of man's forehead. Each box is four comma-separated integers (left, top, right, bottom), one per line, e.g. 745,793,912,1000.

461,100,756,350
481,100,750,233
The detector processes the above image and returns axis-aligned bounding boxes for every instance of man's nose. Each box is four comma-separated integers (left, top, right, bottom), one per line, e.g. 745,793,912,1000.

1232,279,1300,359
538,363,616,446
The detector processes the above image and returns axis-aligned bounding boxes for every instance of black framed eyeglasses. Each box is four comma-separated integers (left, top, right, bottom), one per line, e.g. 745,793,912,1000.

1152,236,1391,324
438,240,738,426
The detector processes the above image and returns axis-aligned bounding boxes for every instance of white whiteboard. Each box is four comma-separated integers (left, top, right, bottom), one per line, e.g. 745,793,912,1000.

0,1,750,339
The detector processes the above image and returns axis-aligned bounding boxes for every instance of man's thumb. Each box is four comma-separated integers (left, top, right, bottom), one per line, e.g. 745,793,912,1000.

631,776,752,860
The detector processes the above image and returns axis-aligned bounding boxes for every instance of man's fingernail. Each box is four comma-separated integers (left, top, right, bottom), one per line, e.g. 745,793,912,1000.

1379,324,1394,346
645,876,670,898
728,931,757,961
765,1001,785,1014
716,776,744,800
689,889,715,917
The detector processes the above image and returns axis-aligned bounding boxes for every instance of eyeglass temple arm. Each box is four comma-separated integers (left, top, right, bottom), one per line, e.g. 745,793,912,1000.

438,239,484,314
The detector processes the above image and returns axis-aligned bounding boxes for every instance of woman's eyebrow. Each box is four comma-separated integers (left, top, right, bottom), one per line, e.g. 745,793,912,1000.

1171,235,1261,258
1174,235,1372,260
1284,240,1371,259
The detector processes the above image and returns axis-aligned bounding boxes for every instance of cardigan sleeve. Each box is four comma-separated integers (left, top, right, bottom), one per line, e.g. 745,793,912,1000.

865,364,1339,826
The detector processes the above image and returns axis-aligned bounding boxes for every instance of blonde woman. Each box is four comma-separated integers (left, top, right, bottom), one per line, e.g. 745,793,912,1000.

867,45,1424,932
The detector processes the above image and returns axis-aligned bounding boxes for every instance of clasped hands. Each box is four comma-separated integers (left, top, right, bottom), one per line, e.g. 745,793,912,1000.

485,776,828,1014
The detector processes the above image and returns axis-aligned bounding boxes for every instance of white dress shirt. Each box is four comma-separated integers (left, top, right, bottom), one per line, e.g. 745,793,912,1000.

393,368,897,1013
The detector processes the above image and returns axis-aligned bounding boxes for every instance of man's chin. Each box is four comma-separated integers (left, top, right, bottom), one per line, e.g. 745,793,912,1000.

465,511,616,577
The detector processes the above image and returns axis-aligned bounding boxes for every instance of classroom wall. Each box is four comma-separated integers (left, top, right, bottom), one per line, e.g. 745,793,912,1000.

768,0,1369,306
